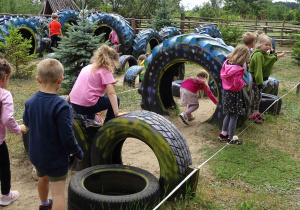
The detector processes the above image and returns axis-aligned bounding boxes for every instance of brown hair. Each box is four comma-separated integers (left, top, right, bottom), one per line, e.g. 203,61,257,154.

138,54,146,61
37,59,64,84
254,34,272,50
0,58,13,119
227,44,250,65
193,69,210,98
52,13,59,19
242,32,256,45
254,30,265,38
91,44,121,73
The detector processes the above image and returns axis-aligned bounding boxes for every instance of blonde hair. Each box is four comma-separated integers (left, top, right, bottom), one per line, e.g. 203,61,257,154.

193,69,210,98
91,45,121,73
227,45,250,65
254,30,265,38
254,34,272,50
0,58,12,118
138,54,146,62
52,13,58,19
242,32,256,45
37,59,64,84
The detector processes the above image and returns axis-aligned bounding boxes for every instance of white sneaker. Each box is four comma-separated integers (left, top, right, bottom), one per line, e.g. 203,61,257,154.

0,190,19,206
179,112,189,125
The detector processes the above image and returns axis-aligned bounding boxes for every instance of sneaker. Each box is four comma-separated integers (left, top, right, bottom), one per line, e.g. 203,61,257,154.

256,113,265,121
218,133,228,141
227,138,244,145
252,115,262,124
84,119,102,128
179,112,189,125
39,199,53,210
0,190,19,206
188,114,195,121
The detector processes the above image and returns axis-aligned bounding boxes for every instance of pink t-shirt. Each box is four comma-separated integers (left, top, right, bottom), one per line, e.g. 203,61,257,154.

70,64,115,107
0,88,21,145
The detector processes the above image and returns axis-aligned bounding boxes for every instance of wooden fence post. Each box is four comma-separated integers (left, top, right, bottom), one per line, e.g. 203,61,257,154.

281,18,286,47
130,18,136,35
180,12,185,34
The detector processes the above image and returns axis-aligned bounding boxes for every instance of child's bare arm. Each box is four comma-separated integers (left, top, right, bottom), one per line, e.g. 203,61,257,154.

277,51,286,58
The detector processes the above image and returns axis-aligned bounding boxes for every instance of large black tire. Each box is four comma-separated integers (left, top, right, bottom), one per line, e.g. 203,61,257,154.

86,12,135,55
159,26,181,42
263,77,279,96
194,24,222,38
117,55,138,74
57,9,79,28
259,93,282,115
68,164,160,210
90,110,192,196
32,16,50,37
132,29,162,58
0,16,43,56
123,65,145,87
139,34,253,128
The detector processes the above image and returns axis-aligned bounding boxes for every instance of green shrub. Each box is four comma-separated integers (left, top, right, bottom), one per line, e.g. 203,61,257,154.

291,33,300,63
0,26,36,78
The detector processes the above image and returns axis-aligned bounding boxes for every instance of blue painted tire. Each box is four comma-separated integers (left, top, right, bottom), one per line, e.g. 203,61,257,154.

0,16,43,55
159,26,181,42
123,65,145,87
86,12,135,55
194,24,222,38
132,29,162,58
139,34,252,128
57,9,79,28
118,55,137,74
263,77,279,96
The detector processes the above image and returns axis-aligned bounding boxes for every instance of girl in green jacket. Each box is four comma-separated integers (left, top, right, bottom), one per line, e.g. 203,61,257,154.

249,34,285,124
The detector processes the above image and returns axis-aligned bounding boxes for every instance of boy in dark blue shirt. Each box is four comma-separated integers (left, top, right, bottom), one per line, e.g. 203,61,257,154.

23,58,83,210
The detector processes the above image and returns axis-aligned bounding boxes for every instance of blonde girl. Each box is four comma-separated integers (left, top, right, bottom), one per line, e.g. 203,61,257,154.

179,69,218,125
69,45,127,127
249,35,285,124
218,45,250,145
0,58,27,206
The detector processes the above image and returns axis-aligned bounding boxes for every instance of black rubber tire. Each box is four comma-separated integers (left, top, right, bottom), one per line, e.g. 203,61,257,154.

194,24,222,38
117,55,138,74
262,77,279,96
90,110,192,196
86,12,135,55
68,164,160,210
57,9,79,28
159,26,181,42
32,16,50,37
0,16,43,56
259,93,282,115
123,65,145,87
172,80,182,97
139,34,253,128
132,29,162,58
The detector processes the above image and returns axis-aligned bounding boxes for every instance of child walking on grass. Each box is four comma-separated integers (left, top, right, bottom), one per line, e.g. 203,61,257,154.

23,59,84,210
48,13,63,53
0,58,27,206
248,34,286,124
179,69,218,125
218,45,250,145
69,45,128,128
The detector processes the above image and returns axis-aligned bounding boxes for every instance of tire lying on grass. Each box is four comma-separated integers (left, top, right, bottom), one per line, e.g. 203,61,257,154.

262,77,279,96
117,55,137,74
123,65,145,86
68,164,160,210
91,110,192,196
259,93,282,115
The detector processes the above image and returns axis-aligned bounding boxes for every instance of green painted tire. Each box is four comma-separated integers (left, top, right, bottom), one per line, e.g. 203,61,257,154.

68,164,160,210
91,110,192,195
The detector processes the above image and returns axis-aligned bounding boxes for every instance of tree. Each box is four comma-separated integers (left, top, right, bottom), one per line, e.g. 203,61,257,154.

52,14,109,91
147,0,176,31
291,33,300,63
198,2,217,18
0,0,42,14
0,26,36,78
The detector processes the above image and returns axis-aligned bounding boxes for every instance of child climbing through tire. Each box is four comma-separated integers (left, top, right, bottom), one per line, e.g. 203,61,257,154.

218,45,250,145
68,45,128,127
179,69,218,125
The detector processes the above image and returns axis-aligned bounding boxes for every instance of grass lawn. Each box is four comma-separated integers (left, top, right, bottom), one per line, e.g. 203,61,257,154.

5,45,300,209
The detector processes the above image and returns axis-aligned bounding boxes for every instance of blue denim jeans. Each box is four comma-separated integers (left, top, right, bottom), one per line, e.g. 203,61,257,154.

71,96,120,124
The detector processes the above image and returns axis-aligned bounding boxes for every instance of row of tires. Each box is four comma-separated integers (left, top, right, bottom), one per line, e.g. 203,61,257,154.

23,109,194,209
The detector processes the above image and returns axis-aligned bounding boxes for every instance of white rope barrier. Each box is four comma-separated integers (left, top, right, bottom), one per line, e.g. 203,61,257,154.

152,82,299,210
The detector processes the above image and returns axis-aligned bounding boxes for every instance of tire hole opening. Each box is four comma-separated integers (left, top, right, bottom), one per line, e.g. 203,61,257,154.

18,28,35,55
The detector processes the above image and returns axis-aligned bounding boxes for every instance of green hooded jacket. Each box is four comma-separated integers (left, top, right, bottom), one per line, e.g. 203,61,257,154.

249,49,277,86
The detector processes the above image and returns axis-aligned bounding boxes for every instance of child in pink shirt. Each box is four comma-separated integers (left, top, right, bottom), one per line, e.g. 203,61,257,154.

0,58,27,206
179,70,218,125
109,30,119,52
69,45,127,127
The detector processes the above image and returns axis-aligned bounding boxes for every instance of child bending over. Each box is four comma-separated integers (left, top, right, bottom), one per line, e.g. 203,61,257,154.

179,70,218,125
